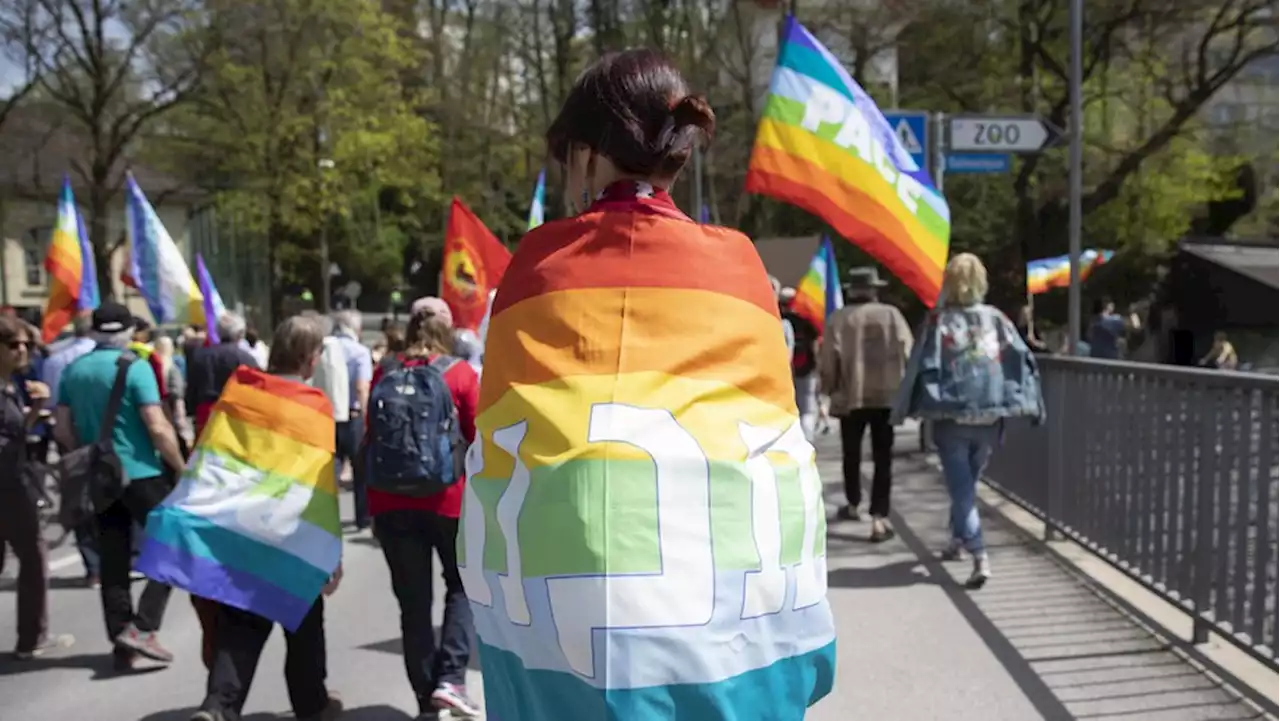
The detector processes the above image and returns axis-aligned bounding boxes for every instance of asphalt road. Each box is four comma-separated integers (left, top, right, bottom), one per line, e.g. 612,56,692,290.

1,426,1271,721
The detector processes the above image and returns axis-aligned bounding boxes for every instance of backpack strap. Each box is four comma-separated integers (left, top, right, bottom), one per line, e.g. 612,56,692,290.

98,351,138,446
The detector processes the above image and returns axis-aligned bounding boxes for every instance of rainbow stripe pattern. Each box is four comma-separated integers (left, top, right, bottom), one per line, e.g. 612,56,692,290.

137,368,340,631
460,210,836,721
792,236,843,335
528,169,547,230
746,16,950,305
1026,249,1115,295
125,174,211,327
40,177,99,342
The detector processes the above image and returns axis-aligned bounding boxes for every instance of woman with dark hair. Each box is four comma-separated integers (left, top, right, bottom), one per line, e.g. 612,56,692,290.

460,50,835,721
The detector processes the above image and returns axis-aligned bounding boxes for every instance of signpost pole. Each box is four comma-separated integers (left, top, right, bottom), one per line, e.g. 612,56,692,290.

932,111,946,193
1066,0,1083,356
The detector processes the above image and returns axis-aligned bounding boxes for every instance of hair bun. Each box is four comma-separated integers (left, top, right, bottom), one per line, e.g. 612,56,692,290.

671,94,716,141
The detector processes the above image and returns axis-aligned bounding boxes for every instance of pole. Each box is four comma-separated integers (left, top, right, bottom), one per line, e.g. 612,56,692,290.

1066,0,1083,356
932,111,946,193
319,221,331,313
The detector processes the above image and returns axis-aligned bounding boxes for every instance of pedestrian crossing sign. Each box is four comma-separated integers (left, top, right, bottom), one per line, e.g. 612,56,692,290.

882,111,930,176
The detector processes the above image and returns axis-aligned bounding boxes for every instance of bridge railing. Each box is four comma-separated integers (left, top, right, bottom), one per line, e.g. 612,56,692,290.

984,355,1279,669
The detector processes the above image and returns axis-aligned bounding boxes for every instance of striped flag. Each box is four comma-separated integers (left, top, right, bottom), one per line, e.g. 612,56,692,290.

746,16,950,305
124,174,209,326
792,236,843,334
40,177,99,343
137,368,340,630
1027,249,1115,295
195,253,227,343
459,207,836,720
527,169,546,230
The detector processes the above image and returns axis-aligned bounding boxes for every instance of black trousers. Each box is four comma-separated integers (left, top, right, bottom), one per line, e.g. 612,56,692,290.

201,600,329,721
0,486,47,652
840,408,895,518
375,510,472,713
97,475,172,645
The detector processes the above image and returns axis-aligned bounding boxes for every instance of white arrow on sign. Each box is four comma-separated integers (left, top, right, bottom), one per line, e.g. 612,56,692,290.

947,115,1063,154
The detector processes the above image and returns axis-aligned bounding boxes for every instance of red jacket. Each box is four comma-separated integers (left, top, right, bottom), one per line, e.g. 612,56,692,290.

366,354,479,518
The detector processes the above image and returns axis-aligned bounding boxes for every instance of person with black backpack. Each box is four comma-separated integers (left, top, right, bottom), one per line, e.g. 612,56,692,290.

365,297,480,720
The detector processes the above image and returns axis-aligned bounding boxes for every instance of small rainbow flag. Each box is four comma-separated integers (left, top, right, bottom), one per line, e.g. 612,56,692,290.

527,169,546,230
137,367,340,630
124,174,209,327
1027,249,1115,295
792,236,843,335
746,16,950,305
40,177,99,343
460,209,836,720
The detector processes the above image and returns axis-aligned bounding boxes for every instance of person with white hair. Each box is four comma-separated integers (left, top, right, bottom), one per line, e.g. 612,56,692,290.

185,312,259,436
330,310,373,530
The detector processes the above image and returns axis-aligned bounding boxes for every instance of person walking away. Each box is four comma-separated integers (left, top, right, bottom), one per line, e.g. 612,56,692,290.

54,303,187,669
154,336,188,439
1199,331,1239,370
780,286,821,441
464,50,836,721
0,316,75,659
367,299,481,719
303,312,351,479
1087,297,1140,360
42,312,102,586
186,313,260,435
819,267,912,542
188,315,344,721
331,311,373,529
1015,304,1050,353
129,317,168,399
244,327,270,369
892,254,1045,589
181,313,259,671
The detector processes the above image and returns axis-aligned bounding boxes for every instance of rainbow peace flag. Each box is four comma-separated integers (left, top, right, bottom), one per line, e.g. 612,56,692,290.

137,368,340,630
746,16,950,305
528,169,547,230
792,236,843,335
461,211,836,720
1026,249,1115,295
124,174,211,327
40,176,99,343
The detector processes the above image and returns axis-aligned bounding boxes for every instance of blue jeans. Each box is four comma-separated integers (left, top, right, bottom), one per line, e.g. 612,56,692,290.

933,421,1000,554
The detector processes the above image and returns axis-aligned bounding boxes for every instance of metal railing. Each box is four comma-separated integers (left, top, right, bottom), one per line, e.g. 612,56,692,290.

984,355,1279,668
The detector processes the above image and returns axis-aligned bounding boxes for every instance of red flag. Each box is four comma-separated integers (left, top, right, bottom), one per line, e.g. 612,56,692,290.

441,197,511,331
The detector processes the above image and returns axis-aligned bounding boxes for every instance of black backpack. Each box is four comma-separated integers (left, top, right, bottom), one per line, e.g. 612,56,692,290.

365,356,465,497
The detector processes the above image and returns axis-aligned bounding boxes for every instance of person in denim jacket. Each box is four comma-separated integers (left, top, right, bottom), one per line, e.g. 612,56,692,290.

891,253,1045,589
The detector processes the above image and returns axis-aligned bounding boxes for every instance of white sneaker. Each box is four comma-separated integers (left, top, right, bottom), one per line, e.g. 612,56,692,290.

965,553,991,589
432,682,481,718
939,538,964,562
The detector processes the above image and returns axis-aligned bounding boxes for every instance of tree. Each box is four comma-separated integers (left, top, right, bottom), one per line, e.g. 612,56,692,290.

32,0,211,296
0,0,47,130
173,0,438,322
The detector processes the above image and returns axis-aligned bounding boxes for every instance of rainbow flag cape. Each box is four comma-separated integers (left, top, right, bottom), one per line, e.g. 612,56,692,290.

40,177,99,343
137,368,340,630
792,236,843,335
746,16,950,305
460,209,836,720
1027,249,1115,295
528,169,547,230
195,253,228,343
124,174,210,327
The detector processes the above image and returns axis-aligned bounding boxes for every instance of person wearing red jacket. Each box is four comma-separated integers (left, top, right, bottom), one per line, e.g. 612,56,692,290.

366,298,481,720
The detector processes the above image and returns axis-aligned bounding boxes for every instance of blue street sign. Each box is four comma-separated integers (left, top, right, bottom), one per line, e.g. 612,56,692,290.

883,111,930,177
946,153,1012,174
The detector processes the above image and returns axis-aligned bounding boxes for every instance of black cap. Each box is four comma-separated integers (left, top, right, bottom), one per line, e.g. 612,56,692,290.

91,302,135,334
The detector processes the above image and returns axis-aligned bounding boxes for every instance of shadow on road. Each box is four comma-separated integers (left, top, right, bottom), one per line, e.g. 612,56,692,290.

826,558,938,589
0,651,167,681
359,628,482,671
138,704,415,721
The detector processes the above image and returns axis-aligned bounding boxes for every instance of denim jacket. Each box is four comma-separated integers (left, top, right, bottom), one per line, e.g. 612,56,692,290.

891,303,1045,425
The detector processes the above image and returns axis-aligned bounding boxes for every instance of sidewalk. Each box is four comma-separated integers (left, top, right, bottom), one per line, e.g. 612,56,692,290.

809,425,1272,721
